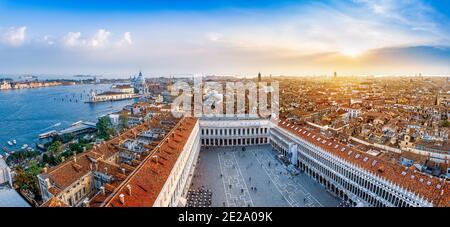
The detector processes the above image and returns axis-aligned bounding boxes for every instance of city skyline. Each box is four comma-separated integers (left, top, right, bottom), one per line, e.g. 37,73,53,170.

0,0,449,76
1,1,450,212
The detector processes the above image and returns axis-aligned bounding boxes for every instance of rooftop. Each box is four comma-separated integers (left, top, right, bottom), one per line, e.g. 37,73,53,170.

39,114,178,199
278,119,450,207
103,117,197,207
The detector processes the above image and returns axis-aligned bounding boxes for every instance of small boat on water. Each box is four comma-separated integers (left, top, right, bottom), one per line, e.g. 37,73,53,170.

12,140,16,145
36,143,46,150
21,144,28,150
7,141,13,146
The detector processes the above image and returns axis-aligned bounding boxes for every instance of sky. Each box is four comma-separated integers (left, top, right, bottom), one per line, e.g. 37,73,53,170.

0,0,449,77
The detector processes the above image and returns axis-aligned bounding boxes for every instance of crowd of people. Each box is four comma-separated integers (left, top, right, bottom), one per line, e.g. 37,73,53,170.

186,186,212,207
338,201,352,207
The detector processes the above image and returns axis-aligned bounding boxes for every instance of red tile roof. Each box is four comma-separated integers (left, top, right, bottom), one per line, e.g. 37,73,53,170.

277,119,450,207
103,117,197,207
40,114,177,199
41,197,69,207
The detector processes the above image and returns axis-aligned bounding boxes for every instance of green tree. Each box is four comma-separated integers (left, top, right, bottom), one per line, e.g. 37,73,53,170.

42,153,49,164
69,142,83,154
13,167,28,190
13,163,42,201
6,150,39,165
27,160,42,176
79,138,89,145
119,113,129,130
51,134,64,143
442,120,450,127
47,141,63,154
61,133,74,142
97,116,114,140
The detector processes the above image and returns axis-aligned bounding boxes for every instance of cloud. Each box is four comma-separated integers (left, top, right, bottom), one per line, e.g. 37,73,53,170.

352,0,449,40
118,32,133,46
63,32,83,47
0,0,448,75
205,32,223,42
198,0,450,59
62,29,133,50
63,30,111,49
90,29,111,47
1,26,27,46
43,35,55,45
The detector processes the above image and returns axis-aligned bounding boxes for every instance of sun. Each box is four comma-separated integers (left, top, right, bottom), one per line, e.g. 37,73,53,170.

340,49,365,58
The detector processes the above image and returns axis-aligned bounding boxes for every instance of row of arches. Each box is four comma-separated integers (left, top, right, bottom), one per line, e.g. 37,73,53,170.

268,128,423,207
296,143,420,207
201,137,269,146
201,127,268,137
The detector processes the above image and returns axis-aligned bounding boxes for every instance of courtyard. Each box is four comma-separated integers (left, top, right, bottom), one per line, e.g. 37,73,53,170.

188,145,341,207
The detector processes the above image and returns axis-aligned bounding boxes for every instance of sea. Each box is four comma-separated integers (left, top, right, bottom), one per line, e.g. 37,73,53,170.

0,83,137,154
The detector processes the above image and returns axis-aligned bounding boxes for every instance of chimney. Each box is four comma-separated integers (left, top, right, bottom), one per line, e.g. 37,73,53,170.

104,167,108,175
127,184,132,196
73,154,77,163
119,194,125,205
43,167,48,173
83,198,90,207
45,178,51,188
61,156,65,162
121,168,126,175
100,186,105,195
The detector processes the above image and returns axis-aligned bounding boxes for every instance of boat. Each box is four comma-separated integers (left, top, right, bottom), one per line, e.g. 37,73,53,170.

36,143,46,151
7,141,13,146
39,130,57,139
21,144,29,149
12,140,16,145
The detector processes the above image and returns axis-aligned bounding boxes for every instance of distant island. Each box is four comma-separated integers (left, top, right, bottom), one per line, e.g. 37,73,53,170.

0,76,134,91
0,79,76,90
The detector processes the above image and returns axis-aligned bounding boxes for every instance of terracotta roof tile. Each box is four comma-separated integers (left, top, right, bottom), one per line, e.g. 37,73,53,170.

104,117,197,207
278,119,449,207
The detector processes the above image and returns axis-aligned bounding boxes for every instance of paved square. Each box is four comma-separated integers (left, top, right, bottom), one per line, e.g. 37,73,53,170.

189,145,341,207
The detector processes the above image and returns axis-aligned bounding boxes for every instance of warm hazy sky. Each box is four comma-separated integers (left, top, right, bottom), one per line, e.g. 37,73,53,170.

0,0,449,77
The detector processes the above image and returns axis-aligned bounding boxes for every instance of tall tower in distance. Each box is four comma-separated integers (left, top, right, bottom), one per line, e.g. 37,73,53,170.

258,72,262,82
334,71,337,79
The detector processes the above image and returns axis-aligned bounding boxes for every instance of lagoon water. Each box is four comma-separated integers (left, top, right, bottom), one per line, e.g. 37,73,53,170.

0,84,136,154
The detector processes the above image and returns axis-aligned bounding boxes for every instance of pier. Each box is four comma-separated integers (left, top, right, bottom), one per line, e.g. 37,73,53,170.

85,91,140,103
